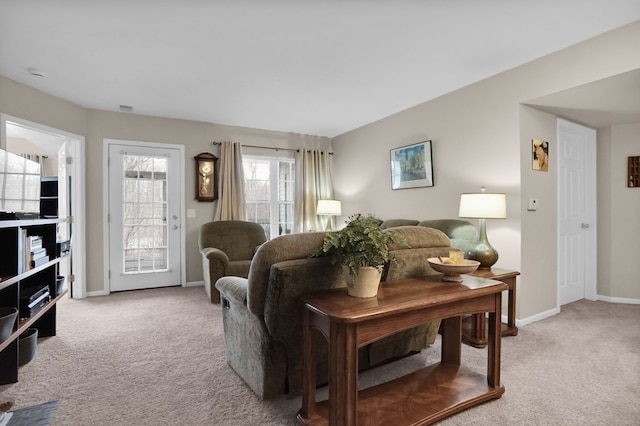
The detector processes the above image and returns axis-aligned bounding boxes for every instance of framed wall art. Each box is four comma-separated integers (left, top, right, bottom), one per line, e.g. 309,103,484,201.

532,139,549,171
390,140,434,189
194,152,218,201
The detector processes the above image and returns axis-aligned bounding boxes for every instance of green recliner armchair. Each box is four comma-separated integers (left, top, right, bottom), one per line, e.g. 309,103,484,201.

198,220,267,303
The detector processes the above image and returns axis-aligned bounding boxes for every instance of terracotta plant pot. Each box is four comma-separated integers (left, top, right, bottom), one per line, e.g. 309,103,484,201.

348,266,382,298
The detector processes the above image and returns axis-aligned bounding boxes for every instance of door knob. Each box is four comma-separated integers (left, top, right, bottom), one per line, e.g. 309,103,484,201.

581,223,589,229
172,225,179,230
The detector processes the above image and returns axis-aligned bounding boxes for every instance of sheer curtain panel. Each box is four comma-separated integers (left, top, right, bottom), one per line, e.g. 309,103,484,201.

214,141,246,221
294,149,334,233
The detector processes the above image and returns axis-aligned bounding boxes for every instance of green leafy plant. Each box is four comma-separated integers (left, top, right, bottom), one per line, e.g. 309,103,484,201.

314,214,403,276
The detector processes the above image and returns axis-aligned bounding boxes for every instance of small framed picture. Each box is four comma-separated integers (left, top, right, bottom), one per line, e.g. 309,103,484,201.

390,141,434,189
532,139,549,171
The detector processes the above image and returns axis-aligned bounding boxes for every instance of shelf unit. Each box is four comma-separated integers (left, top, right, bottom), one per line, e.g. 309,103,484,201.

40,176,59,218
0,218,68,384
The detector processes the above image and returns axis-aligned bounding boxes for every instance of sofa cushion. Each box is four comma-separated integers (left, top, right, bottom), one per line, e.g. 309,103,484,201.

226,260,252,278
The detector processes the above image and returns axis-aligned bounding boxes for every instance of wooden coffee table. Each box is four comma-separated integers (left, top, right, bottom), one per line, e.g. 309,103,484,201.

297,275,507,426
463,268,520,348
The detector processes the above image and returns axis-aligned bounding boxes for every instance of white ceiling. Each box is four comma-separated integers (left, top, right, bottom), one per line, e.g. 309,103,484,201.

1,1,639,138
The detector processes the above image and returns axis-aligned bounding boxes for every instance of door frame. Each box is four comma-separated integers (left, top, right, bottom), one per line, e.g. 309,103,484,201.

103,138,186,294
557,118,597,305
0,113,87,298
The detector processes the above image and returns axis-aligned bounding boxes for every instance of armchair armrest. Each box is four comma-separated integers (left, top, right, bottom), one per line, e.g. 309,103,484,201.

215,276,249,305
201,247,230,265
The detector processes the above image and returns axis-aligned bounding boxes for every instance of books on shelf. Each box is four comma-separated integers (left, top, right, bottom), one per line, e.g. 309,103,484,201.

21,231,50,272
30,255,50,268
30,247,47,260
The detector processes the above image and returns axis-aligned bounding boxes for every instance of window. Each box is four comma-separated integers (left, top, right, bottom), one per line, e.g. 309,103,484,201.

244,156,294,239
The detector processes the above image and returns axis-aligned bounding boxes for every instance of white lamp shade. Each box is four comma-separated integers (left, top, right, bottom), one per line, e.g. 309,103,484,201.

317,199,342,216
459,193,506,219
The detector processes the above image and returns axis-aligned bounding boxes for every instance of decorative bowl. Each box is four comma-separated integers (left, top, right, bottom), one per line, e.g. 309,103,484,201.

427,257,480,282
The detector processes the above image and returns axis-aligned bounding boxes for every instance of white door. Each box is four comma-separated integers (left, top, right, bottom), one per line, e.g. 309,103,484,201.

557,119,597,305
107,141,183,291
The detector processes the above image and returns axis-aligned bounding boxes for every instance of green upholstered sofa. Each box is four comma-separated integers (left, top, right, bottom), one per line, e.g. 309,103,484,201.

214,225,456,399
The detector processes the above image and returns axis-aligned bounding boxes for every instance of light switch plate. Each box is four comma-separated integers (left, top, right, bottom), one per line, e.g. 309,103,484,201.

187,209,196,218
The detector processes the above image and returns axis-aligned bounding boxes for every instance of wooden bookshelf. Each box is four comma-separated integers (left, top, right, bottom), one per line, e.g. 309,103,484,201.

0,218,68,384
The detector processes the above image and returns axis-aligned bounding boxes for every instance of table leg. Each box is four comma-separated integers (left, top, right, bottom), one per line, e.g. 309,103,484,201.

440,316,462,365
487,292,502,388
299,309,316,420
329,321,358,426
504,276,518,336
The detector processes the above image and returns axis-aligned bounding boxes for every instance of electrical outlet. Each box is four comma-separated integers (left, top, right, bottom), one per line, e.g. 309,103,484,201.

527,198,538,211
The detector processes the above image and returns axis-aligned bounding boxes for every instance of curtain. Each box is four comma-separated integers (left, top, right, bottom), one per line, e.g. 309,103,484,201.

213,141,246,221
294,149,334,233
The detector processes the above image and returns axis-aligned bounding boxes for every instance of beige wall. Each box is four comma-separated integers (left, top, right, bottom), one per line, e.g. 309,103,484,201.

0,77,87,136
332,21,640,322
518,106,560,318
599,123,640,299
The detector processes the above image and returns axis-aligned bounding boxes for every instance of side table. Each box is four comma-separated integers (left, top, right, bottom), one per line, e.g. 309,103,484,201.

297,276,507,426
463,268,520,348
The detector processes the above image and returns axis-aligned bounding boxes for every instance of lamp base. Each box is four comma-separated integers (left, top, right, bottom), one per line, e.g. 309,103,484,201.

469,218,499,269
470,244,499,269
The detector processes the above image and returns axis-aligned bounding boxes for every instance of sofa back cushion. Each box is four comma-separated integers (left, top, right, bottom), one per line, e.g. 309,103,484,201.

383,226,454,280
380,218,420,229
418,219,477,256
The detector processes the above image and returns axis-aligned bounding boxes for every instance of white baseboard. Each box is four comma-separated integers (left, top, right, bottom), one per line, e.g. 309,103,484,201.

86,289,110,297
84,281,203,297
515,306,561,327
596,295,640,304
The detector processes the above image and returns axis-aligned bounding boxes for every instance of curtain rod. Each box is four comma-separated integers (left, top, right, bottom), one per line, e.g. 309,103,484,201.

212,141,332,155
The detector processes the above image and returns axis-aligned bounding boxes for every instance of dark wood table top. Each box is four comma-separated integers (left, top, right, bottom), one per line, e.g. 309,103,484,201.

299,275,507,323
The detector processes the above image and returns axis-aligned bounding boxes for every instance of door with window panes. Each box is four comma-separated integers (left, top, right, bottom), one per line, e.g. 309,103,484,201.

108,141,183,291
244,157,294,239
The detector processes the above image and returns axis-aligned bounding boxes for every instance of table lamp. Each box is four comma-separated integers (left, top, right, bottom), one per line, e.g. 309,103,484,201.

316,199,342,231
458,188,506,269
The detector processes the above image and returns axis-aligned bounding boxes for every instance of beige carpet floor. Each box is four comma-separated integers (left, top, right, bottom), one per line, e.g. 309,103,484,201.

1,286,638,425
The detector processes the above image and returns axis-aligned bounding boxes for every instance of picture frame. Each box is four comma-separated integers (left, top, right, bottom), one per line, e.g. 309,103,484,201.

194,152,218,201
532,139,549,171
390,141,434,189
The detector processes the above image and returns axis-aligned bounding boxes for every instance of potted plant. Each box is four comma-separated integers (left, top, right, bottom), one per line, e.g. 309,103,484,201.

314,214,402,297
